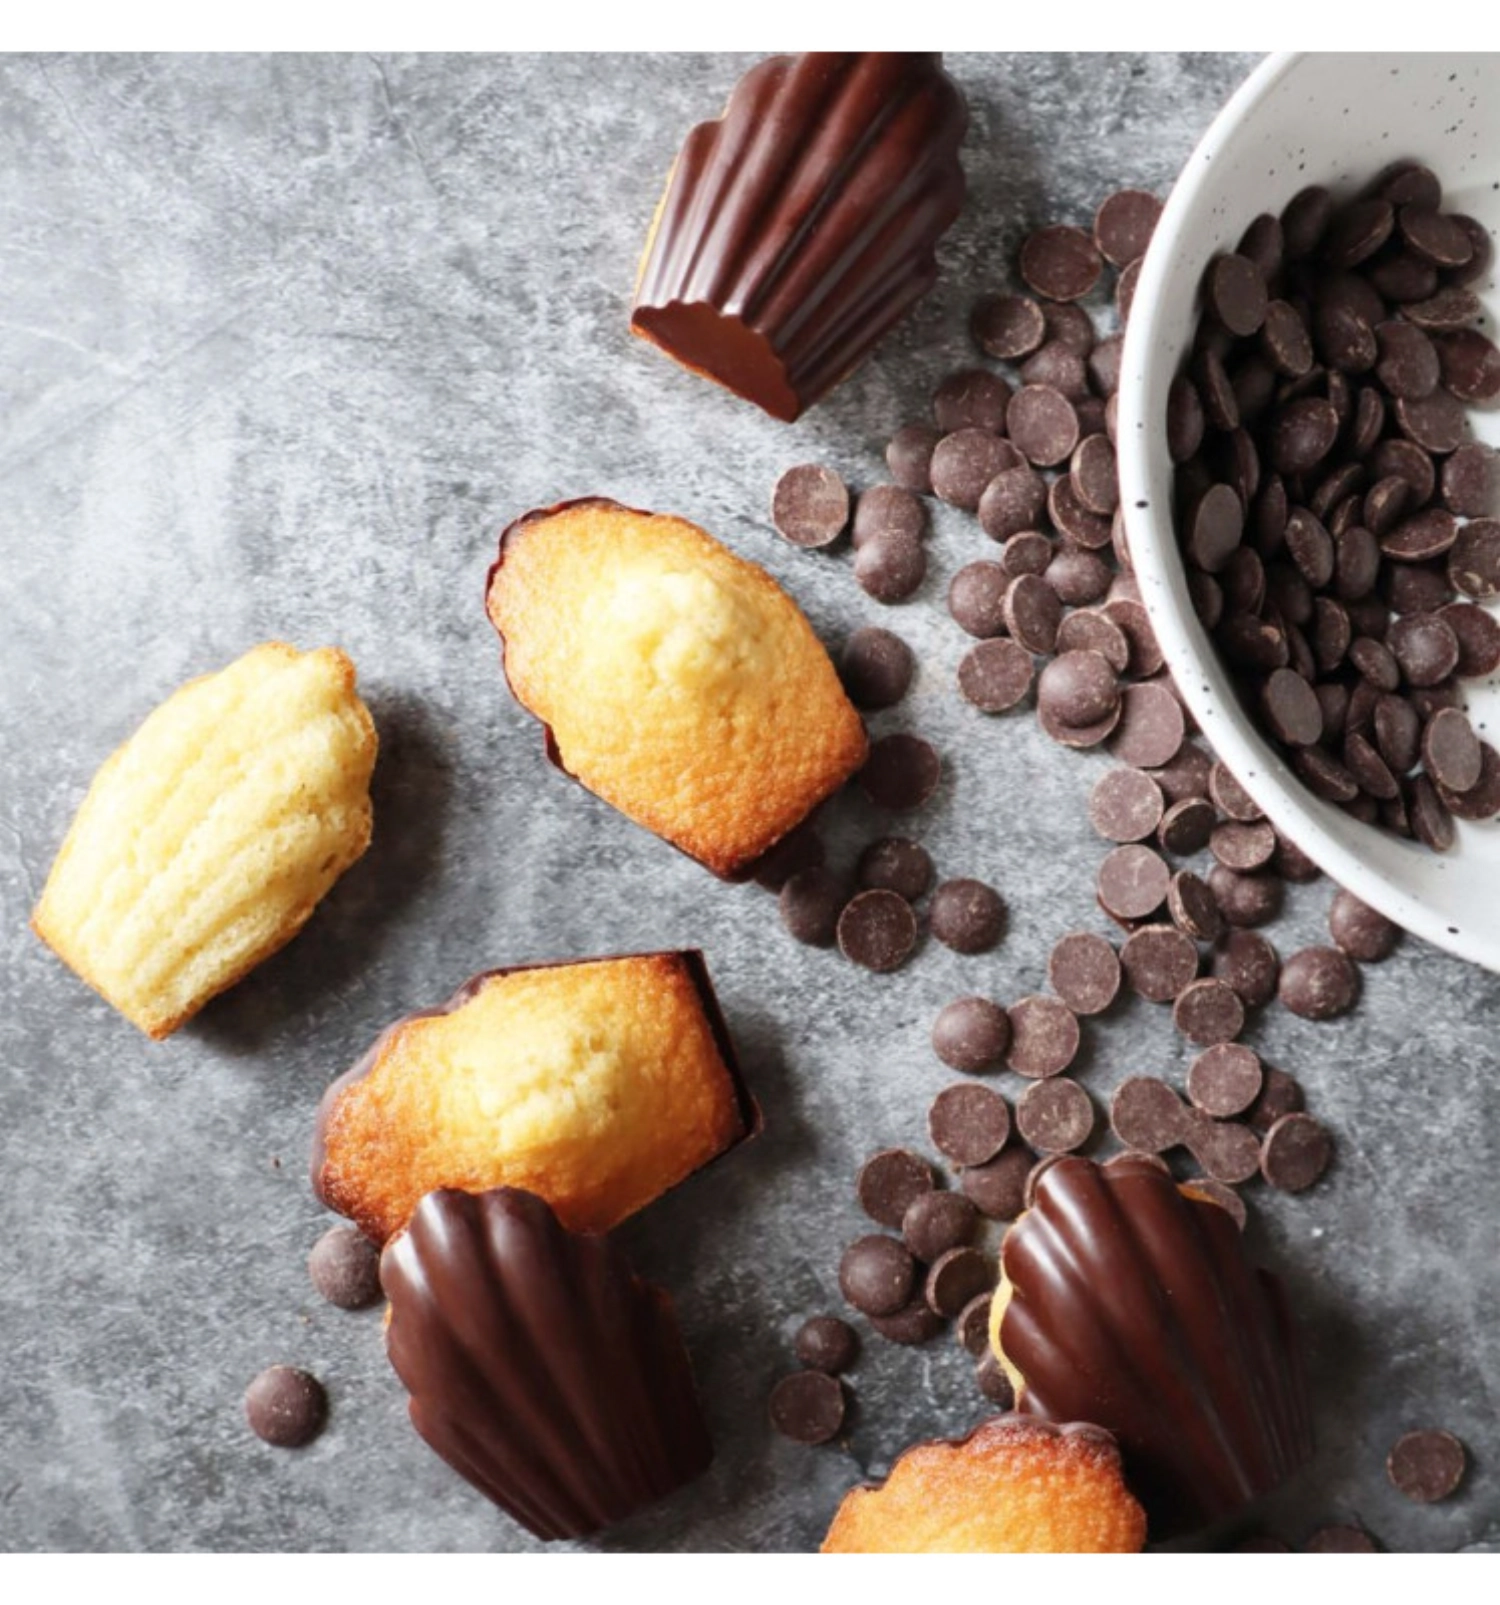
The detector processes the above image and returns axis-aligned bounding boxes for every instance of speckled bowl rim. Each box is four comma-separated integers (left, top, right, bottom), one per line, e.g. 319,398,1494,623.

1118,50,1500,974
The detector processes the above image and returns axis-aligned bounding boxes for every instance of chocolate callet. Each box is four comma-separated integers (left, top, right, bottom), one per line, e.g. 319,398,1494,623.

769,1371,846,1444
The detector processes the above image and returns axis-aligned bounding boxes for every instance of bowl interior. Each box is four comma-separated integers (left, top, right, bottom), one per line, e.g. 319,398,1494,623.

1120,52,1500,971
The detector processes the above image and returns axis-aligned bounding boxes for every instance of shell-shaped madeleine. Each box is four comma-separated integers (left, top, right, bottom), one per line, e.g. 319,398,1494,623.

312,951,755,1243
31,642,376,1039
381,1187,713,1542
631,53,967,421
996,1156,1313,1540
486,498,867,877
821,1415,1146,1553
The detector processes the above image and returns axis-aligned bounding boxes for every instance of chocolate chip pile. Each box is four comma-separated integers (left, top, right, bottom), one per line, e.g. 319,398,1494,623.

765,190,1404,1444
748,603,1005,973
1170,163,1499,849
764,179,1481,1551
769,188,1414,1048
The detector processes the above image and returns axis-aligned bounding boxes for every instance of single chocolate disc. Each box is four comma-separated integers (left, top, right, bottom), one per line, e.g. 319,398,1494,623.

1109,1076,1187,1153
1089,768,1164,843
794,1315,858,1376
948,560,1010,638
769,1371,845,1444
1016,1076,1094,1154
838,1235,915,1317
1278,946,1360,1018
1387,1429,1467,1504
929,1083,1012,1168
1098,843,1171,923
1172,978,1246,1047
1006,996,1081,1079
1168,870,1222,942
902,1190,979,1263
931,996,1010,1074
837,889,918,973
958,638,1035,713
307,1225,382,1311
1119,924,1199,1003
1047,932,1121,1015
854,531,926,602
1328,888,1401,962
933,368,1012,434
857,1148,935,1228
929,878,1005,954
1260,1112,1334,1192
771,464,849,548
1186,1044,1263,1118
244,1366,328,1448
1212,929,1281,1009
839,626,915,710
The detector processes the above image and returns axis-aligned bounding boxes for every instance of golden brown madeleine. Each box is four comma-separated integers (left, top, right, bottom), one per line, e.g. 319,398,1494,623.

32,642,376,1039
631,53,967,421
382,1187,713,1541
313,951,755,1242
992,1155,1313,1540
821,1415,1146,1553
486,498,867,876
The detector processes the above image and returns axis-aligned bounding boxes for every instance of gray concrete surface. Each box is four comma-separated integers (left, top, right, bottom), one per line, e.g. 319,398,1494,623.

1,52,1495,1553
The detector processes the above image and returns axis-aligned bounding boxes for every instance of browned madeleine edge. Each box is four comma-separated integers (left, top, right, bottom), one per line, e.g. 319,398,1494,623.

309,948,761,1240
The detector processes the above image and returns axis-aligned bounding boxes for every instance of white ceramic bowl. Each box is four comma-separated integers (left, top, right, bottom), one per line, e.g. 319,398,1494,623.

1119,52,1500,971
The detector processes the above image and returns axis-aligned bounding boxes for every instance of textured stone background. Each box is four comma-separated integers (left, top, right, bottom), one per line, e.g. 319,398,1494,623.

1,52,1497,1554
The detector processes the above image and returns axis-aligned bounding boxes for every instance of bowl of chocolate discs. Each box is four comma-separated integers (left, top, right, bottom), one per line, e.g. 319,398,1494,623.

1118,51,1500,970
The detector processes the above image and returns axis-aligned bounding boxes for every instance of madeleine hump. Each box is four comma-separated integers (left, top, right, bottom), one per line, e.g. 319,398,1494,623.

821,1414,1146,1553
486,497,867,877
382,1187,713,1541
991,1155,1314,1540
631,52,967,421
312,950,756,1242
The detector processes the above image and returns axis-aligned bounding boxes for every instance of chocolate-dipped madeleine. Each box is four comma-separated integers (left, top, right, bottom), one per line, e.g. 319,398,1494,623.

486,498,867,877
382,1187,713,1541
991,1155,1313,1539
632,53,966,421
312,951,755,1242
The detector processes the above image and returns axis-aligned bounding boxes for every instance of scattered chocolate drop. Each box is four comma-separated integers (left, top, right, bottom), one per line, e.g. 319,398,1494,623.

307,1225,382,1311
244,1366,328,1449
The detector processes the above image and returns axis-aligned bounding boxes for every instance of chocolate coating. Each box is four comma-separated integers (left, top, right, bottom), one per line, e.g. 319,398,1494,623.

381,1187,713,1542
999,1155,1313,1539
631,54,966,421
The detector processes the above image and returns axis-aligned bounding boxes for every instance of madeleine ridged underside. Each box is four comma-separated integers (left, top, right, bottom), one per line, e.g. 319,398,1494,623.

32,642,376,1038
631,52,967,421
997,1156,1314,1540
382,1187,713,1541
